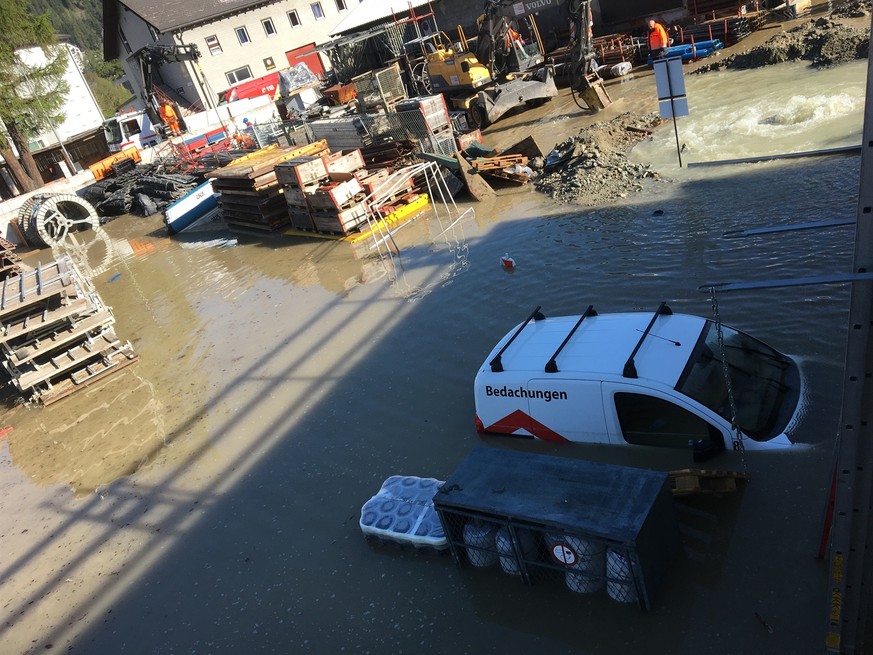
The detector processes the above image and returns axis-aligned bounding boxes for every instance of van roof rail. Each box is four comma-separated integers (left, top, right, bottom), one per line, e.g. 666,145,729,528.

622,301,672,379
490,305,546,372
544,305,597,373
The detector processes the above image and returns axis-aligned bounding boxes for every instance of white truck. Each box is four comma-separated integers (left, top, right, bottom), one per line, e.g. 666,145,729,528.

102,109,161,153
474,303,804,461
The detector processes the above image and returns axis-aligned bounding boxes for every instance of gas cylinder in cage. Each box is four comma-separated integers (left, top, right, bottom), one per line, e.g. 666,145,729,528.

546,534,606,594
463,520,498,568
606,547,639,604
495,526,536,575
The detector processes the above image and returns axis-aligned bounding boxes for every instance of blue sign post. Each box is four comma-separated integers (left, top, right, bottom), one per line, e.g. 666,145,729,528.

653,57,688,167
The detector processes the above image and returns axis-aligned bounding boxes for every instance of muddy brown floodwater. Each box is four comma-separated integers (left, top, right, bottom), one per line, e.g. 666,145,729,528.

0,8,869,654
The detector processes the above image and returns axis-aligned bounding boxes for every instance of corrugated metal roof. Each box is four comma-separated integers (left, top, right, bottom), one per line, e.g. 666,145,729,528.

329,0,436,37
119,0,276,33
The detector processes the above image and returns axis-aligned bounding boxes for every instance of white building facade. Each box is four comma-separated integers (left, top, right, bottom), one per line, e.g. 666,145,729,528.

17,44,105,152
110,0,356,112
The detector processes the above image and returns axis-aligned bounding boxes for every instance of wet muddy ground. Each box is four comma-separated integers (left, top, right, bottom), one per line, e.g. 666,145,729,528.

0,7,869,654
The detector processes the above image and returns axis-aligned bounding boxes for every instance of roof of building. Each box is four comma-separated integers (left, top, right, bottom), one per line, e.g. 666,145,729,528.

117,0,276,33
329,0,435,37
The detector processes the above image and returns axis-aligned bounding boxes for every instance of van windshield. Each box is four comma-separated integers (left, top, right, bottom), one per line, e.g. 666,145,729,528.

103,120,122,146
676,321,799,441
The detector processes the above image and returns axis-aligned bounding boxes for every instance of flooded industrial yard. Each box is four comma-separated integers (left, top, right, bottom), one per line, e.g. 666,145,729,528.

0,50,867,653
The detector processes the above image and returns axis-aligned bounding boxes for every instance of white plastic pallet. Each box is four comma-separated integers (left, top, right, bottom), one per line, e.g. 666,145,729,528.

359,475,447,550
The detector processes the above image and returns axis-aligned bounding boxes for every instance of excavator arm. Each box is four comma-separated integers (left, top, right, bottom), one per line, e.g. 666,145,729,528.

562,0,611,109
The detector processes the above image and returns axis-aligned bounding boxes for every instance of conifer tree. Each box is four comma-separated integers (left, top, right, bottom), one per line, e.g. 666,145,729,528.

0,0,70,191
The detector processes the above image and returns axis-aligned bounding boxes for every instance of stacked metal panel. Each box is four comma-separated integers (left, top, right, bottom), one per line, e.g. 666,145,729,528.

0,237,22,279
0,255,138,405
276,149,371,235
680,16,754,46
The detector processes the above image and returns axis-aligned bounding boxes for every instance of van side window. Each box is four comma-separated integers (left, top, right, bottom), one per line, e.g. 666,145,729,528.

614,392,718,448
121,118,141,137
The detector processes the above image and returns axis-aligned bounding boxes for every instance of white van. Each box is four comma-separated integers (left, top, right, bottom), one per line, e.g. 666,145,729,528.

473,303,803,460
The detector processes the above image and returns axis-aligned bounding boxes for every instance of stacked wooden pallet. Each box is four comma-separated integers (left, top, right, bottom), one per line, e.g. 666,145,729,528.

0,255,138,405
470,154,531,185
669,469,749,496
688,0,750,19
207,142,329,234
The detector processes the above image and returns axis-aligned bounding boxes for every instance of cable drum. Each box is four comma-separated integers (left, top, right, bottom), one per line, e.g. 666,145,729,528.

32,194,100,247
25,194,114,278
17,194,45,244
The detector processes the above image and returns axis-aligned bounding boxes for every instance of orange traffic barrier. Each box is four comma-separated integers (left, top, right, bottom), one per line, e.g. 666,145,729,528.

88,147,142,181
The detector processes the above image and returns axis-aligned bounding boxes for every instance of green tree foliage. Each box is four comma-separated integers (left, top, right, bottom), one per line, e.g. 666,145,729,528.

28,0,128,118
0,0,70,191
27,0,101,52
86,72,134,118
84,51,123,81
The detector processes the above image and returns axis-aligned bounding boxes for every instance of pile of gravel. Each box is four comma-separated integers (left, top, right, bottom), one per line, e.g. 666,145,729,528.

695,18,869,72
831,0,871,18
533,112,663,205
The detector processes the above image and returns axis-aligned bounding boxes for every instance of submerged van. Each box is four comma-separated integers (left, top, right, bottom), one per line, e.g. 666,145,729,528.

474,303,803,460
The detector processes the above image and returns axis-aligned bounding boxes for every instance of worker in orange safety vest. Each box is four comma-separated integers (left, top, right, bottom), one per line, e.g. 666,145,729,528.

159,103,181,136
647,19,670,62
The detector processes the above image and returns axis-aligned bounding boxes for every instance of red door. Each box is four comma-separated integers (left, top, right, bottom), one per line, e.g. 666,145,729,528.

285,43,325,77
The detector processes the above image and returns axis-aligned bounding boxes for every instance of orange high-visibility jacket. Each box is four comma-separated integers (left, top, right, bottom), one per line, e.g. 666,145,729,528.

160,104,177,122
648,22,669,51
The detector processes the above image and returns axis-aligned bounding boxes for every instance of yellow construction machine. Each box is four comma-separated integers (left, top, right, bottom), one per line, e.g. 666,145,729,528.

422,0,559,129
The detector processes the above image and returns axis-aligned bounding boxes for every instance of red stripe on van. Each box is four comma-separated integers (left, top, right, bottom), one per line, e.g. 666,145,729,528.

485,410,569,443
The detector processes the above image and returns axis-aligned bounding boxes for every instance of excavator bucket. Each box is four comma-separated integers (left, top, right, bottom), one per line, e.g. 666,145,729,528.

578,73,611,111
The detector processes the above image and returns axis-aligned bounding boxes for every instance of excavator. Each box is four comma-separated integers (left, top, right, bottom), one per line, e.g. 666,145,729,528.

422,0,609,129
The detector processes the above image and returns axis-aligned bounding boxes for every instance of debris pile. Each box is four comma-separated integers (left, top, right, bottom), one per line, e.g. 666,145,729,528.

82,164,204,219
694,18,870,72
533,112,664,205
831,0,871,18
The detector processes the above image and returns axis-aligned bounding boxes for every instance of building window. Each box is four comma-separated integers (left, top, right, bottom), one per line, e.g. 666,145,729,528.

226,65,253,85
264,57,276,71
311,2,325,20
335,0,347,11
236,26,251,45
119,29,132,54
205,35,222,56
287,10,301,27
262,18,277,37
